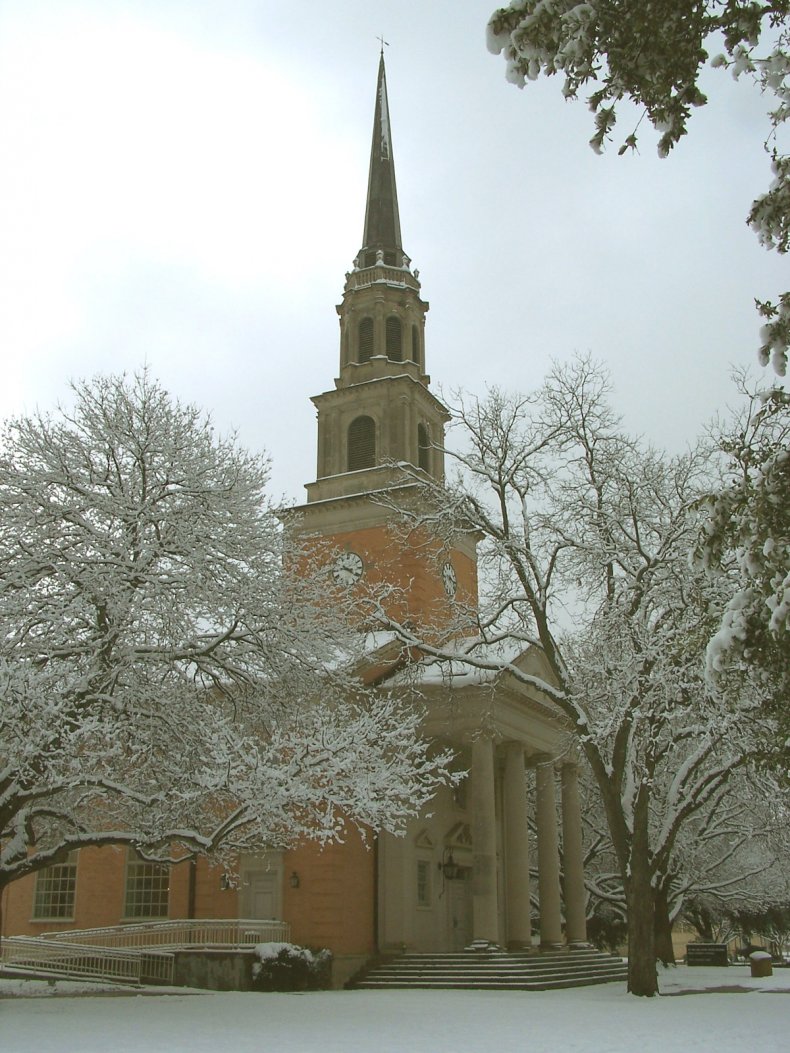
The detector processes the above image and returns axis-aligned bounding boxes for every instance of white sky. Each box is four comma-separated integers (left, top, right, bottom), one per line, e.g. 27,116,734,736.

0,0,785,503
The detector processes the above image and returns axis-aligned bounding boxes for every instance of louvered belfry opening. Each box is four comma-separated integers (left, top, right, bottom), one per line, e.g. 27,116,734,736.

386,316,402,361
418,423,430,472
348,415,376,471
359,317,374,363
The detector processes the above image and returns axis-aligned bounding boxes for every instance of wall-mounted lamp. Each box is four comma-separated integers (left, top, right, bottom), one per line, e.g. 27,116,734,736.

289,871,301,889
220,873,232,891
438,850,460,881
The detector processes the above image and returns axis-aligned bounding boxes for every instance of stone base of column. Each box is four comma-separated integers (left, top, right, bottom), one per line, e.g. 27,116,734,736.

540,940,564,951
467,939,501,952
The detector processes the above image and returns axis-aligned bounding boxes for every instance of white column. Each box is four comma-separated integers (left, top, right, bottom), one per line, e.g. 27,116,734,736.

536,760,563,948
561,763,588,945
471,736,498,944
503,743,532,950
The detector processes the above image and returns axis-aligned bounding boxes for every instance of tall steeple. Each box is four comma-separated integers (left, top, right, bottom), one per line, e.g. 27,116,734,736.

300,55,449,507
287,53,477,635
357,53,405,270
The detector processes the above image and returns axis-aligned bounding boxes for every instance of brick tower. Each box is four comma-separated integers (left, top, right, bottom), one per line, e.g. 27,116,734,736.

289,52,477,627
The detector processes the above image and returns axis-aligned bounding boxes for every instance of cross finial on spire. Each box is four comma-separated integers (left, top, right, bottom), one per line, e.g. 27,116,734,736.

377,34,389,55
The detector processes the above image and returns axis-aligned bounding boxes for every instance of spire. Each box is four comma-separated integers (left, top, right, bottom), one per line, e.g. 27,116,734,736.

358,53,405,268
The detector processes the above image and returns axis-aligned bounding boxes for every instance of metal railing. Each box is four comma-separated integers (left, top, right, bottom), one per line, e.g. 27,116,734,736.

40,917,290,951
1,937,174,985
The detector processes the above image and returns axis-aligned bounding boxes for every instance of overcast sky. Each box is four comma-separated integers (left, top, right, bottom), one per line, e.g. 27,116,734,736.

0,0,785,503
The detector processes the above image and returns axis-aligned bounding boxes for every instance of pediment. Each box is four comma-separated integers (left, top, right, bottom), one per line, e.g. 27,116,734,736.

414,828,435,849
444,821,472,849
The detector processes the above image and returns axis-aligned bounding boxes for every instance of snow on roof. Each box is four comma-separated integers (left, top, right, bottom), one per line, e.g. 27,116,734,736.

360,630,399,653
391,635,528,688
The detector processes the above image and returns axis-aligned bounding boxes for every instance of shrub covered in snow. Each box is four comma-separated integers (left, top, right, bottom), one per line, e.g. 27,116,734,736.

251,942,333,992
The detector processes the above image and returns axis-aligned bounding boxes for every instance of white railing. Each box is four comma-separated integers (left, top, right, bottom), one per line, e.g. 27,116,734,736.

346,266,419,291
40,917,290,951
1,919,286,986
1,937,174,985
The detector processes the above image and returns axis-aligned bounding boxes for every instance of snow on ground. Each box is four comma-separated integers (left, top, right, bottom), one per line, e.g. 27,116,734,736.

1,966,788,1053
0,975,201,998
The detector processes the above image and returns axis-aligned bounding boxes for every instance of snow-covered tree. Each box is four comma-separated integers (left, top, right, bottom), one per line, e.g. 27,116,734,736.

696,384,790,769
675,773,790,913
681,795,790,952
581,762,790,962
487,0,790,375
375,358,766,996
0,372,452,930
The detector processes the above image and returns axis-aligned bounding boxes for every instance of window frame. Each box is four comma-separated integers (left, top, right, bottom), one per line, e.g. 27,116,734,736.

385,316,403,361
32,852,78,921
416,858,432,909
348,415,376,472
123,847,170,920
358,317,374,363
417,422,430,473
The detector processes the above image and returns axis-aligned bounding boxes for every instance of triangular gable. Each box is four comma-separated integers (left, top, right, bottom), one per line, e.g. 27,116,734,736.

414,828,435,849
444,821,472,849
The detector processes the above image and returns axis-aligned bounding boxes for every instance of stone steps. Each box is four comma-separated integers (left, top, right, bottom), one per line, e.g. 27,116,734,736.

352,949,628,991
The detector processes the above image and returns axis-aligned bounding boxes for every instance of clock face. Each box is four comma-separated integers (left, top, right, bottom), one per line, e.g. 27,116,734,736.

441,560,457,597
333,551,364,586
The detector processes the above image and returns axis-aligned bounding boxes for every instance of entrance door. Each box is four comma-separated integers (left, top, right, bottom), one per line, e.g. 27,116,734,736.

446,870,472,951
243,871,279,919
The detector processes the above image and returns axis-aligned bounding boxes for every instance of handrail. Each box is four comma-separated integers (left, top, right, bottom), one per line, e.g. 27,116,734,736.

1,937,174,985
3,919,287,987
39,917,290,950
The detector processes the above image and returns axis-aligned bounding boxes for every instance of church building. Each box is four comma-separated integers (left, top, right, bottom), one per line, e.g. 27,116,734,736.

1,55,588,989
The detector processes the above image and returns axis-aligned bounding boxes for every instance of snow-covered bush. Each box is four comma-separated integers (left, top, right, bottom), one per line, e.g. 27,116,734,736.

251,943,333,991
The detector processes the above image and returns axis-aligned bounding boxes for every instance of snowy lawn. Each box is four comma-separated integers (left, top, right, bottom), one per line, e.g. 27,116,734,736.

2,966,788,1053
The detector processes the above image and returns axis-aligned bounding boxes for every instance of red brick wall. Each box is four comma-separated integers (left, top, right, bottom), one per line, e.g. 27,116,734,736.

283,830,376,955
1,849,241,938
323,523,477,634
2,838,373,956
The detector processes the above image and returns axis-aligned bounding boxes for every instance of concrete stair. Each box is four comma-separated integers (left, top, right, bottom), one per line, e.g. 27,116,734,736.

351,948,628,991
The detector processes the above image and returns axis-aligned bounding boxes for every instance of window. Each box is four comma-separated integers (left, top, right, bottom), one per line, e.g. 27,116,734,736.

124,848,169,919
417,423,430,473
416,859,431,908
348,416,376,471
385,316,402,361
411,324,420,363
32,853,77,920
358,317,374,363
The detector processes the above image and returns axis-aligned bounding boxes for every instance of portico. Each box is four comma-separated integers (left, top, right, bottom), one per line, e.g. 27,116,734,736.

377,645,588,954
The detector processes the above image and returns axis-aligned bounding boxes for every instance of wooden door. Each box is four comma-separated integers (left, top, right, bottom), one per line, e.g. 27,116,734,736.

243,871,279,919
446,870,472,951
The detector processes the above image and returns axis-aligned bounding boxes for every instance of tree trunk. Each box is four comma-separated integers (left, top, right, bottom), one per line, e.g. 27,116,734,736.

654,883,675,966
0,879,5,954
626,846,658,996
